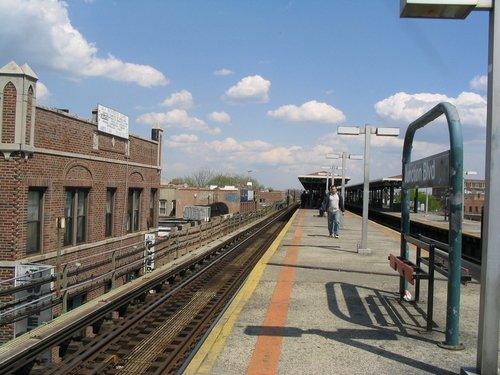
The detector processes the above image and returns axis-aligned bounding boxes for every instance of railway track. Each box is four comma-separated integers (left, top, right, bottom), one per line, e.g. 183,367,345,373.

346,204,482,266
3,206,296,375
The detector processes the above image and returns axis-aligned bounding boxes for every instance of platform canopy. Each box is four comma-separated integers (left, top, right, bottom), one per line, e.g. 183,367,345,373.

297,171,350,192
344,175,402,191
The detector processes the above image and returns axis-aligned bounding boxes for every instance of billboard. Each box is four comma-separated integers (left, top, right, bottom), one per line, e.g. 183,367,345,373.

240,189,254,202
97,104,129,139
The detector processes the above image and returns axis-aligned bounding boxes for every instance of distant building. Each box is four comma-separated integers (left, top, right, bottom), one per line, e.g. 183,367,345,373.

433,178,485,216
0,61,162,342
464,178,485,216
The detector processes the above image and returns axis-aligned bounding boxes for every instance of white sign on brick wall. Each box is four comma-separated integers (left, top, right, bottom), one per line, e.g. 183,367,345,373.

14,264,54,337
97,104,129,139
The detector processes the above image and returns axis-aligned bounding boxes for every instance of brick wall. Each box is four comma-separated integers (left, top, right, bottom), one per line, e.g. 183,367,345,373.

0,159,21,261
256,191,287,205
1,82,16,143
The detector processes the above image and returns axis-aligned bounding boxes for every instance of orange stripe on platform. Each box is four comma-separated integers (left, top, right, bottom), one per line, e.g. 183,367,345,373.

245,210,304,375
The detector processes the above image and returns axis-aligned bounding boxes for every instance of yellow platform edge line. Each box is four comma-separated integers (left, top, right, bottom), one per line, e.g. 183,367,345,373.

183,209,299,375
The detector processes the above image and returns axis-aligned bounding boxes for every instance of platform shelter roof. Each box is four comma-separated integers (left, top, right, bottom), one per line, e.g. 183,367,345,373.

345,175,402,190
298,171,351,192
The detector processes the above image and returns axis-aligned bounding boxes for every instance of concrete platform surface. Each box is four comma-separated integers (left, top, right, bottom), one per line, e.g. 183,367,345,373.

183,209,492,375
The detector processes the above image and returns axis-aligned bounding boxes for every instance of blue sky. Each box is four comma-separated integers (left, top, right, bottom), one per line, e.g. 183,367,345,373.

0,0,489,190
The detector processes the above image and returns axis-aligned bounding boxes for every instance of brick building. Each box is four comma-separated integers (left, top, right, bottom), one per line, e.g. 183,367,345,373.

433,178,485,218
0,61,162,341
464,178,485,216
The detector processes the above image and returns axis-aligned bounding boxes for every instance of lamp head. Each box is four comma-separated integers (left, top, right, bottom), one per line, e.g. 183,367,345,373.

400,0,477,19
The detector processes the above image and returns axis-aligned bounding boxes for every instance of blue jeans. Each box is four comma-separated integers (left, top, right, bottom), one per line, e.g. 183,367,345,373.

327,210,341,236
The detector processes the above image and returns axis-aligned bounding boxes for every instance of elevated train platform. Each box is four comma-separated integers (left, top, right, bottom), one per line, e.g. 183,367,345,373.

184,209,491,375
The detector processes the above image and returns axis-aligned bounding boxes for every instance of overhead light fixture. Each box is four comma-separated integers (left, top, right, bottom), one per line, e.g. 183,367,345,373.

348,154,364,160
400,0,486,19
376,127,400,136
337,126,360,135
326,153,340,159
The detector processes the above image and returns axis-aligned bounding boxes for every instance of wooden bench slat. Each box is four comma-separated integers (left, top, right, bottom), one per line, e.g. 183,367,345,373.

388,254,428,285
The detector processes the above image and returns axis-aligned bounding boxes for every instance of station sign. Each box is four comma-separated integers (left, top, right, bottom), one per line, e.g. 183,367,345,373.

403,150,450,188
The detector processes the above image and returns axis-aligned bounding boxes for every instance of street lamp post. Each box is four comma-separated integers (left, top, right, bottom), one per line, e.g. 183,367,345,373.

320,166,332,192
328,152,363,203
338,125,399,254
247,170,253,187
340,153,363,228
325,153,341,189
401,2,497,373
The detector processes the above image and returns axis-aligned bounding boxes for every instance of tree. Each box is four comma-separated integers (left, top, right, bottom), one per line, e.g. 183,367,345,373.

169,169,214,187
169,177,186,185
403,189,443,211
208,173,263,189
171,169,266,190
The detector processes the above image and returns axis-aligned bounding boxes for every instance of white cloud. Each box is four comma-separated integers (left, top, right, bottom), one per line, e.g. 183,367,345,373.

166,134,199,147
455,92,487,127
409,140,449,161
0,0,167,87
206,127,222,135
374,91,486,127
224,75,270,103
370,135,403,148
35,81,51,103
268,100,346,124
170,137,282,165
205,138,248,154
208,111,231,124
470,75,487,92
137,109,221,134
214,68,233,76
254,147,294,164
83,54,168,87
161,90,193,109
374,92,448,123
239,139,273,151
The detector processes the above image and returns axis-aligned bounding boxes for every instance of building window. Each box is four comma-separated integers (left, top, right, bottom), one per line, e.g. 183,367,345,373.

104,280,112,293
149,189,157,228
159,200,168,216
67,293,87,311
64,189,88,246
27,189,44,254
105,188,115,237
127,188,141,232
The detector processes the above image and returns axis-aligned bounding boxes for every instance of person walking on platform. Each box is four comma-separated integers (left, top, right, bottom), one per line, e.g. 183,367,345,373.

321,186,344,238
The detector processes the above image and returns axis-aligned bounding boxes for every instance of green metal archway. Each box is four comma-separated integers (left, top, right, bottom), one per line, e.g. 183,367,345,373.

401,102,464,349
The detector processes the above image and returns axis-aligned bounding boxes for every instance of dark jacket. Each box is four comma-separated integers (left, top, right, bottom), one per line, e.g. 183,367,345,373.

321,193,344,212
